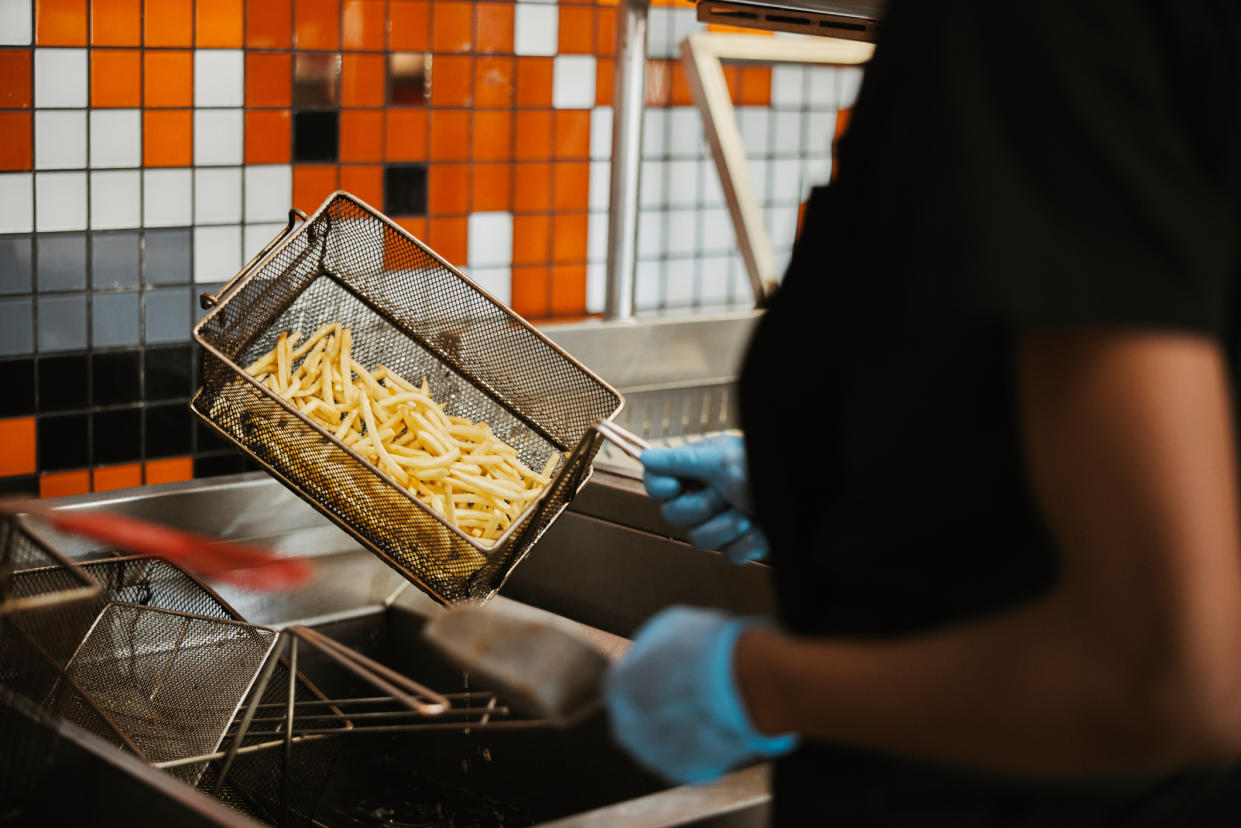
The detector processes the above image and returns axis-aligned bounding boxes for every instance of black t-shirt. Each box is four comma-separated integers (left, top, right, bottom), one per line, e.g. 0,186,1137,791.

739,0,1241,823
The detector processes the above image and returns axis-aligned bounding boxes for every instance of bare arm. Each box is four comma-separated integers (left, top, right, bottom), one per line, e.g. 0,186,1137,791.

736,331,1241,774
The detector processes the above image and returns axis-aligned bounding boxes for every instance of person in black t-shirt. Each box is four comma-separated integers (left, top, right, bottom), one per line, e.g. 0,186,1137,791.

605,1,1241,824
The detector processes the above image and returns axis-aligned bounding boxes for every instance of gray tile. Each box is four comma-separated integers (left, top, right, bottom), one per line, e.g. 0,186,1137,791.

144,287,192,344
37,234,88,292
0,298,34,356
36,293,87,352
91,231,140,288
143,228,191,285
92,291,140,348
0,236,33,295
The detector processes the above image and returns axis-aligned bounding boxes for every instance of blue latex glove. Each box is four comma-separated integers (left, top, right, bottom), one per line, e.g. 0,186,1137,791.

604,605,797,785
641,435,769,563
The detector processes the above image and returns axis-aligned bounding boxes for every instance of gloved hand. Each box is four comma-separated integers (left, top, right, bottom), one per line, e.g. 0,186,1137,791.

604,605,796,785
641,435,769,563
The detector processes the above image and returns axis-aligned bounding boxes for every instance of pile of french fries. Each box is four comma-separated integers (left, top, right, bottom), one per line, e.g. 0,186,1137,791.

243,323,562,547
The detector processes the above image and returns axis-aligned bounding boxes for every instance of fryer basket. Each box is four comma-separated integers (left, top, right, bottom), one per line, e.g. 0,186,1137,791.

192,193,623,605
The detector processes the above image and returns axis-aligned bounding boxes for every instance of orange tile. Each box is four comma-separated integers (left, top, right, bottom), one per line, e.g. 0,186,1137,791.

385,108,427,161
293,165,339,213
144,456,193,485
740,66,771,106
37,0,87,45
389,0,430,50
391,216,427,239
143,109,192,166
551,264,587,316
596,7,615,58
645,59,671,107
557,5,594,55
144,50,193,108
91,0,140,45
475,2,513,55
245,53,292,107
554,110,589,160
341,53,386,107
428,163,470,216
196,0,243,47
515,58,552,108
553,162,589,212
472,110,511,162
432,54,472,106
552,213,588,264
670,63,694,106
594,57,612,107
339,164,384,208
833,108,852,180
513,110,551,162
426,216,467,265
510,265,549,319
0,417,36,476
428,110,469,161
0,113,32,171
432,1,473,53
40,470,91,499
474,56,513,108
245,110,292,164
93,463,142,492
511,214,549,264
90,49,140,107
247,0,292,48
340,109,385,162
144,0,191,46
296,0,340,49
512,162,551,213
472,162,511,212
343,0,386,50
0,51,32,108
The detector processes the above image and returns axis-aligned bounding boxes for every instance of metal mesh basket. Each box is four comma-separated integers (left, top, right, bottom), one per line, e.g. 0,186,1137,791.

192,193,624,605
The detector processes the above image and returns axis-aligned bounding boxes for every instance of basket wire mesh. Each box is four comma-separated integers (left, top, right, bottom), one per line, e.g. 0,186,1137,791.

192,193,624,604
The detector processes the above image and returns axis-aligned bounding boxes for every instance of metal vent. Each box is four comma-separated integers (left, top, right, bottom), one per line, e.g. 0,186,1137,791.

695,0,885,41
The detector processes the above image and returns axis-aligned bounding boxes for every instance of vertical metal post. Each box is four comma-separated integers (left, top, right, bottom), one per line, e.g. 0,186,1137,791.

604,0,651,321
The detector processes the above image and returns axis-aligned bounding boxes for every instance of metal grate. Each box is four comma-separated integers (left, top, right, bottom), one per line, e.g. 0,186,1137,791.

192,194,624,605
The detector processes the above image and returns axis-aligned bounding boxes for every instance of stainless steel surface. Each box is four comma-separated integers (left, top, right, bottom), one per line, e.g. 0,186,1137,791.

605,0,651,321
696,0,884,40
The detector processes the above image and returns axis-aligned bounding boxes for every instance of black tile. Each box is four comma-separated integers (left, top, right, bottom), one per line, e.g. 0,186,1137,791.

37,354,90,412
193,452,250,478
384,164,428,216
194,417,234,453
144,345,193,401
0,358,35,417
37,412,90,471
92,350,142,406
92,407,142,465
144,402,192,457
0,475,38,497
293,110,339,163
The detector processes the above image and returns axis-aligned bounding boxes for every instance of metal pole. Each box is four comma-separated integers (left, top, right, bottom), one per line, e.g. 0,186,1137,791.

604,0,651,321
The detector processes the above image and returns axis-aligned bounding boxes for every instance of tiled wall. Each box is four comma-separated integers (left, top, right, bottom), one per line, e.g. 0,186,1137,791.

0,0,858,497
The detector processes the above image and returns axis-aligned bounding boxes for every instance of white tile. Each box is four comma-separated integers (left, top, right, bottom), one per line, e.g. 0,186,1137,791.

553,55,596,110
839,67,864,109
648,7,699,60
801,156,831,197
243,164,293,223
771,65,805,109
35,172,86,231
0,0,33,45
666,159,699,207
587,210,607,263
700,158,723,207
701,206,733,252
698,254,731,305
0,173,33,233
664,257,695,307
193,109,244,166
667,107,704,158
467,266,511,306
773,110,802,156
806,66,838,109
635,259,662,311
770,158,801,204
746,157,768,204
804,111,835,157
516,0,556,4
766,204,799,250
90,170,141,230
639,160,666,209
89,109,142,168
194,49,245,107
243,222,286,262
773,245,793,280
34,49,87,108
194,167,242,225
142,168,192,227
666,209,697,257
514,5,557,56
467,211,513,268
641,108,667,158
585,261,605,315
34,110,86,170
737,107,769,155
637,210,664,259
194,225,242,283
590,106,612,160
588,160,610,212
728,253,750,300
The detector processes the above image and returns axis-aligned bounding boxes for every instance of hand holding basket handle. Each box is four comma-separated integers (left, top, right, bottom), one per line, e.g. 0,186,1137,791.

1,498,312,591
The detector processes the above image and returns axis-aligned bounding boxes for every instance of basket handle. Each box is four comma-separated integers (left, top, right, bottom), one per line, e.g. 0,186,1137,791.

199,208,307,310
